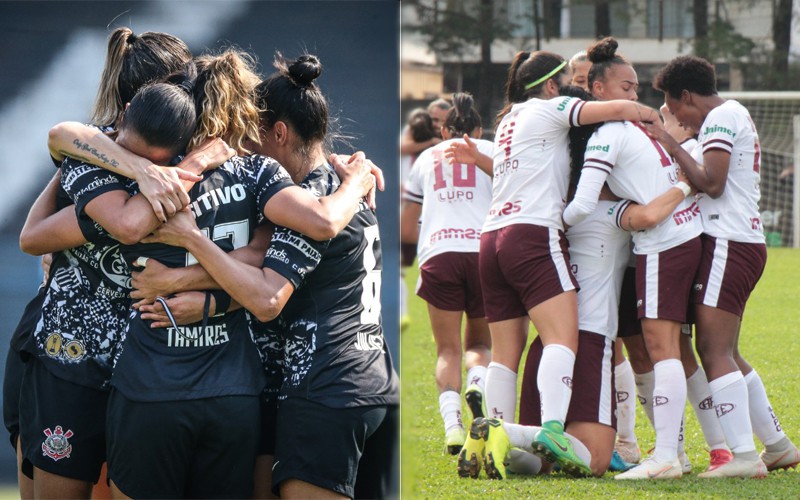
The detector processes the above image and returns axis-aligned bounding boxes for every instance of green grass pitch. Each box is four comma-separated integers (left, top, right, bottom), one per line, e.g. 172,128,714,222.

401,248,800,499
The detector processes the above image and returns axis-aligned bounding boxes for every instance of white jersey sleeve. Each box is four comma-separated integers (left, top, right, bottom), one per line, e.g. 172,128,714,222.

695,100,765,243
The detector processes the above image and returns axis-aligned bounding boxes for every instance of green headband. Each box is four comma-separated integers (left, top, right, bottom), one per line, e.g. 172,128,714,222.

524,60,567,91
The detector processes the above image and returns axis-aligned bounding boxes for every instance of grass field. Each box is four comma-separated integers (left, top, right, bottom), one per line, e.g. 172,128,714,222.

401,247,800,499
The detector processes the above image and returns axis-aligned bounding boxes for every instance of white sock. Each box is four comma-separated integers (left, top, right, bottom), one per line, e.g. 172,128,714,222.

503,422,592,465
652,359,686,463
708,371,756,454
686,366,728,450
439,390,463,434
634,370,656,428
538,344,576,425
615,359,637,444
486,362,518,422
506,448,543,475
466,365,488,392
744,370,787,447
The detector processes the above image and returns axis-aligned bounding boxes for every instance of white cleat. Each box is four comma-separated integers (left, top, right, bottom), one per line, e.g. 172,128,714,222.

679,451,692,474
760,444,800,471
615,457,683,480
697,456,767,478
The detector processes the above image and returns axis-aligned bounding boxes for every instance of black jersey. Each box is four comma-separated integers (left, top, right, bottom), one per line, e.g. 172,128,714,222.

111,155,296,402
21,158,135,390
262,164,399,408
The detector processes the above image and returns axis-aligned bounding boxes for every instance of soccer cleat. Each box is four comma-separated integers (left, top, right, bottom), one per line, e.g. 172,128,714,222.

400,315,411,332
760,443,800,471
457,418,486,478
483,418,511,480
697,456,767,478
445,427,466,455
614,457,683,480
706,448,733,472
679,451,692,474
608,450,637,472
532,421,592,478
465,384,488,420
614,440,642,464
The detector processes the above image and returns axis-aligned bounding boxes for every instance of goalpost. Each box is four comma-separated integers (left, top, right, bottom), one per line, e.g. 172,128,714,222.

719,92,800,248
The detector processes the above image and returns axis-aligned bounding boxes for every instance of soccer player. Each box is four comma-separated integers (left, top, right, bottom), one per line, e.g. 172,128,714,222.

562,38,704,480
569,51,590,91
401,92,493,455
648,55,800,477
141,53,399,499
446,49,661,474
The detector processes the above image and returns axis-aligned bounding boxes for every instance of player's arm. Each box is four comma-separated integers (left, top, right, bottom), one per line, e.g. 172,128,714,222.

445,135,493,176
400,127,440,155
142,209,295,323
617,181,693,232
641,121,729,198
130,223,273,305
19,171,87,255
400,201,422,245
578,100,660,126
139,291,244,328
261,152,377,241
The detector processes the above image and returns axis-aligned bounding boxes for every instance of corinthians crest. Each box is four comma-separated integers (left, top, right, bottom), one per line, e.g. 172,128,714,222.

42,426,73,461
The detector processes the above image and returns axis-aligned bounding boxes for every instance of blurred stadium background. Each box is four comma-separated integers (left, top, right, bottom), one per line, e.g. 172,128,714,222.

0,0,399,492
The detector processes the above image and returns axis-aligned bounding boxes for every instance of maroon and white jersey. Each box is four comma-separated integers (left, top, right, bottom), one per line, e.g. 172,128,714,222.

583,121,702,254
692,100,764,244
484,96,585,232
403,138,493,265
567,200,631,340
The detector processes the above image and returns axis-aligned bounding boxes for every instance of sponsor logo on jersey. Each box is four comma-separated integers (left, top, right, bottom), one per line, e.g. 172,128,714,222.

653,395,669,407
63,340,85,361
45,333,63,357
99,245,131,290
586,144,610,153
557,97,572,112
436,190,474,202
266,247,290,264
488,200,522,218
703,125,736,138
189,184,248,218
497,121,515,161
42,426,73,461
715,403,735,417
272,231,322,261
429,227,481,244
354,330,384,352
672,202,701,226
74,174,120,201
167,324,230,348
708,214,720,221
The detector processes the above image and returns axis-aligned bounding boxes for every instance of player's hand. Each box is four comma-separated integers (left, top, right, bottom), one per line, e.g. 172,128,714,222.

444,134,479,165
141,208,200,247
135,165,200,223
676,168,697,195
330,152,377,206
179,137,236,174
131,258,175,306
139,291,207,328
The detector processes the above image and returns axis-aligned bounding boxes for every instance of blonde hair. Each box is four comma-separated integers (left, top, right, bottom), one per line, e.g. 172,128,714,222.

192,49,262,154
91,27,192,128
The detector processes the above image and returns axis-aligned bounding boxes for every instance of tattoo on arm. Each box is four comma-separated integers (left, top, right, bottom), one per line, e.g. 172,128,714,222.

70,138,120,168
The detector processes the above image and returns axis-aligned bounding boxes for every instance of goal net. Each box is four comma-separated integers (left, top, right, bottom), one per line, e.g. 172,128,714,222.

719,92,800,248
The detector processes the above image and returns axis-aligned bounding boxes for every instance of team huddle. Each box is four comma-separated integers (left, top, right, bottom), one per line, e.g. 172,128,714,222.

401,37,799,481
8,28,398,499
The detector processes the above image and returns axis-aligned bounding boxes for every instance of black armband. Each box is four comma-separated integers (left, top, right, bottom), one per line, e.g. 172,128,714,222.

210,289,231,315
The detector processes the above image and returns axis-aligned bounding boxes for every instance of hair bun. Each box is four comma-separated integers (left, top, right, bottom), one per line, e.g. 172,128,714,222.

587,37,618,64
288,55,322,87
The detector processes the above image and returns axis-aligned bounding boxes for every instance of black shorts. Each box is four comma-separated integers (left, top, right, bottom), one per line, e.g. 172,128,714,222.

19,357,108,483
272,398,389,498
355,404,398,500
3,348,24,450
107,390,260,499
257,391,279,456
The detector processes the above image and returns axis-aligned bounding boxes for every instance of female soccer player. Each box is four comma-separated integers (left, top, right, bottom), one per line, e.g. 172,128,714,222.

561,38,704,480
401,93,492,455
648,55,800,478
142,53,399,500
448,49,661,474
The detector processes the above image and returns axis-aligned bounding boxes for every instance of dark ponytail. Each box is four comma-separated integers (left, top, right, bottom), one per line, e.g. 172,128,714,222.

444,92,482,137
121,83,197,155
496,51,566,130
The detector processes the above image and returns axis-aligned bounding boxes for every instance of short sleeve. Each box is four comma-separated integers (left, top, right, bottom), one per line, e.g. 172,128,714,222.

700,108,737,155
262,226,330,289
547,96,586,128
60,157,129,221
402,151,426,204
607,199,634,229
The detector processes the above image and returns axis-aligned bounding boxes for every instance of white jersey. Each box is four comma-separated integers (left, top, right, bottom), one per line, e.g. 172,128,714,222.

585,121,702,254
483,96,586,232
567,201,631,340
403,138,494,265
693,100,765,243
